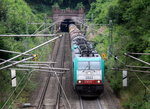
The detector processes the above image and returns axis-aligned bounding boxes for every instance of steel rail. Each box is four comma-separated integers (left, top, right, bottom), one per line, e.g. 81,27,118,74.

80,98,103,109
37,68,51,109
37,36,66,109
80,97,103,109
54,34,71,109
56,36,66,109
80,97,84,109
0,36,62,66
97,99,103,109
55,36,64,109
54,71,72,109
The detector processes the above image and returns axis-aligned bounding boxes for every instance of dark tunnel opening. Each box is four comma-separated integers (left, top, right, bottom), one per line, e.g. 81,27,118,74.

60,19,75,32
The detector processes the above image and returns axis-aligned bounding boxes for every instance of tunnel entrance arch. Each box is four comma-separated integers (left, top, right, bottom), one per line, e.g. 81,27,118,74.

60,19,75,32
51,8,85,33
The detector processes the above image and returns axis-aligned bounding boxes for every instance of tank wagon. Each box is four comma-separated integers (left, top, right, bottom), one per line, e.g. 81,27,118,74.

69,24,104,97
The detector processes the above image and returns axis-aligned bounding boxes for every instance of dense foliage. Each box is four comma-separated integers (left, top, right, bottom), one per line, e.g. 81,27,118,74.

87,0,150,109
0,0,149,108
25,0,95,12
0,0,51,108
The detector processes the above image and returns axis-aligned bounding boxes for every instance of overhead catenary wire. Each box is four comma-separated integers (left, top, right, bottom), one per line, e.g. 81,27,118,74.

13,61,56,64
124,53,150,66
3,69,65,109
134,72,150,93
53,70,72,109
111,68,150,74
0,34,56,37
82,19,150,93
0,58,56,64
40,63,72,109
16,64,69,71
1,20,64,108
9,68,64,74
110,52,126,65
7,70,34,109
126,65,150,69
0,36,62,67
32,23,45,34
109,51,150,90
36,20,62,34
128,52,150,55
0,49,31,56
111,53,150,91
1,70,34,109
0,56,34,70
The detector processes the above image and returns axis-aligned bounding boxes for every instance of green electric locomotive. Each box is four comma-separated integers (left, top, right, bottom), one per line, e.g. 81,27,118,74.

69,24,104,97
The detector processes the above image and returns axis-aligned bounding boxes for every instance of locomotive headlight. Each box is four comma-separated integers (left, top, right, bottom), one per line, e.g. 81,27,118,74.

97,80,101,83
78,80,82,83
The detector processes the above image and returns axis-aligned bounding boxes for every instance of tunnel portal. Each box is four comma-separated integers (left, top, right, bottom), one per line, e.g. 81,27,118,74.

60,19,75,32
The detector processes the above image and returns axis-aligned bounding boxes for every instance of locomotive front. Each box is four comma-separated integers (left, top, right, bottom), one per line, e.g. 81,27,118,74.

69,24,104,97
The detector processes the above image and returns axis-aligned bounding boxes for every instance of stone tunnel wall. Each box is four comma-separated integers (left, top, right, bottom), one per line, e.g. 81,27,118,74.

51,7,85,32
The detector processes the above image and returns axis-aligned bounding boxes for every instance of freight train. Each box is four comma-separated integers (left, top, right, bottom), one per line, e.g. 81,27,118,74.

69,24,104,97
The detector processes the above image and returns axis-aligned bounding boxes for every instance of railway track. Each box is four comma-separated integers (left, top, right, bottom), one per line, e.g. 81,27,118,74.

28,33,121,109
34,33,68,109
80,97,103,109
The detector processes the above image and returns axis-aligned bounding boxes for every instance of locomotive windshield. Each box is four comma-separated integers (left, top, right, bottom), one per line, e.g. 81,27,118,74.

78,61,100,70
90,62,100,70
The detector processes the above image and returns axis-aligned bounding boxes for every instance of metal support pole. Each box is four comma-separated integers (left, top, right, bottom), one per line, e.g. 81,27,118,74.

44,14,47,30
108,20,113,57
126,65,150,69
0,34,56,37
17,64,54,66
15,61,56,64
124,53,150,66
111,68,150,73
0,59,56,64
9,68,64,74
26,21,28,34
16,64,69,71
128,53,150,55
0,57,34,70
0,36,62,66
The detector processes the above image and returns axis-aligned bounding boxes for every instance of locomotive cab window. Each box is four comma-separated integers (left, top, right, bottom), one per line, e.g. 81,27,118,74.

77,61,100,70
90,62,100,70
78,61,89,70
